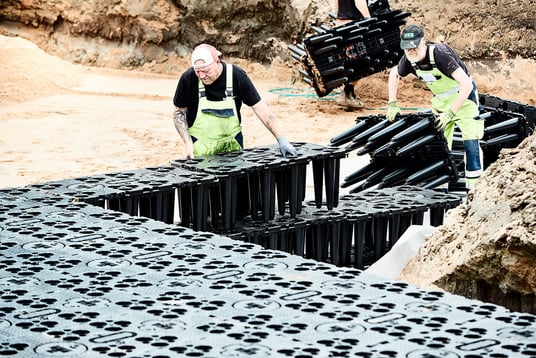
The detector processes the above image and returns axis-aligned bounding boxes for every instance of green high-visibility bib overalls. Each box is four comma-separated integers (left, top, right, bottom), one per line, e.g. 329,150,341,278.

412,45,484,189
188,64,243,156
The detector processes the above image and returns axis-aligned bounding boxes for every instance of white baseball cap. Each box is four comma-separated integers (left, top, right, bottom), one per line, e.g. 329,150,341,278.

191,44,222,68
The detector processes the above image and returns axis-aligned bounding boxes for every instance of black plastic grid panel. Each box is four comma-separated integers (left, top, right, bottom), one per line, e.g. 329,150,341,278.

1,190,535,357
26,166,218,203
480,93,536,132
21,166,219,229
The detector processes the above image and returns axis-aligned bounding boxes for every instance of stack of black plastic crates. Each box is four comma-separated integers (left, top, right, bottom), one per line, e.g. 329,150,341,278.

225,186,461,268
171,142,347,231
330,94,536,194
26,165,219,230
478,93,535,166
168,142,463,268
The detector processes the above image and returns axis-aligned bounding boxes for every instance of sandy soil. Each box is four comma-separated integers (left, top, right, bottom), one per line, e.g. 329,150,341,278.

0,34,535,189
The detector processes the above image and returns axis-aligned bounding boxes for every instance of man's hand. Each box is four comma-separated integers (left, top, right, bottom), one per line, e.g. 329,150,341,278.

277,137,297,157
386,101,401,122
184,148,194,160
435,109,455,131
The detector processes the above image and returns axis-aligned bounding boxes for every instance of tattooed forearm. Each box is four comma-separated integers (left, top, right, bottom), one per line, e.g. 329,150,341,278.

173,108,192,143
173,107,195,158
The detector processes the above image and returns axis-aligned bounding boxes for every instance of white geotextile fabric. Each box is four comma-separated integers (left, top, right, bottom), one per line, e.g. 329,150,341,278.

365,225,438,280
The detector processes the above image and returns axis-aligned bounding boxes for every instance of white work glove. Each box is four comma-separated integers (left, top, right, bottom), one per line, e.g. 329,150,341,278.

386,101,401,122
277,137,297,157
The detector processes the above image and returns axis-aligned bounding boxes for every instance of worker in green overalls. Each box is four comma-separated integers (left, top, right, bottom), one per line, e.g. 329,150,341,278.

173,44,297,158
386,25,484,190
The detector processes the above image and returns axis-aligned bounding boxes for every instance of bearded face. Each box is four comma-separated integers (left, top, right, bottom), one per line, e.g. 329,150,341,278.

404,41,427,63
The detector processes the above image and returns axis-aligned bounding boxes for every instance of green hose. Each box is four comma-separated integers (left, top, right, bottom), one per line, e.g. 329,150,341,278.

268,87,428,111
268,87,337,100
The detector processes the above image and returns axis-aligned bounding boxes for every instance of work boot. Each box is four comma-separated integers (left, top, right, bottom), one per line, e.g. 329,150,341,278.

337,83,365,111
336,93,365,111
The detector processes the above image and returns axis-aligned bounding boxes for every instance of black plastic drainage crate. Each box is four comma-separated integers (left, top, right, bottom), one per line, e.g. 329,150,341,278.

331,112,460,193
479,93,536,132
25,166,219,230
330,96,535,194
170,142,347,231
336,185,461,267
219,185,461,269
289,9,411,97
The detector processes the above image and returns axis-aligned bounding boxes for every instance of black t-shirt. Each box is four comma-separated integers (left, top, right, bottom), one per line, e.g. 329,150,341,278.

337,0,366,20
173,62,262,127
397,43,471,79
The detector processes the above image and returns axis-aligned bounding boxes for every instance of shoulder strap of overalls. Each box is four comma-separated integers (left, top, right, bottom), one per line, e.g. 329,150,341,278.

225,63,233,97
428,44,436,66
198,63,234,98
198,77,206,98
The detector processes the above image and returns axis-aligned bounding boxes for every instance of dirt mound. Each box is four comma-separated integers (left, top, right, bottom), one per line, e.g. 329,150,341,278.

0,35,81,104
400,132,536,313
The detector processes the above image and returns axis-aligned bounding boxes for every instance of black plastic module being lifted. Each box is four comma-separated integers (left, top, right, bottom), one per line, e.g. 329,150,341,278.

288,7,411,97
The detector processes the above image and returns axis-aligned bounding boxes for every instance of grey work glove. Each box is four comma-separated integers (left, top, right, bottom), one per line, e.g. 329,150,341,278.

277,137,297,157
